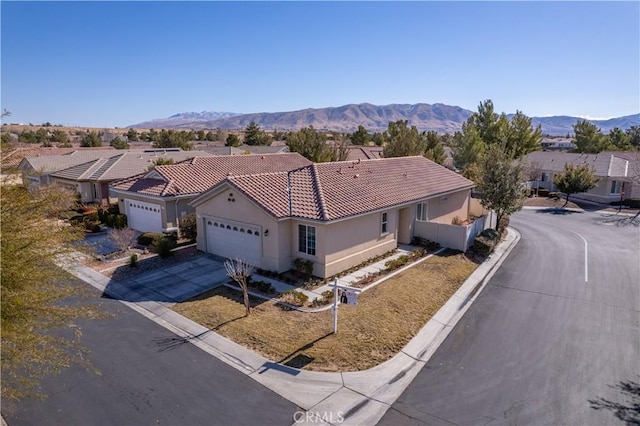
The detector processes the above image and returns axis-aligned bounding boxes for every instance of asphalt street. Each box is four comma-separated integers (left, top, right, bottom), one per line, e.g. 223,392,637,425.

1,275,299,426
381,209,640,425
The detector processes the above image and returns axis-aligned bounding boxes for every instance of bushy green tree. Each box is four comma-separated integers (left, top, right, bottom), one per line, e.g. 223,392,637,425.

505,111,542,157
225,133,240,147
349,125,371,145
153,130,192,150
126,128,139,141
178,213,197,241
553,163,599,207
197,130,206,141
1,184,100,399
243,121,272,146
383,120,426,158
423,131,446,165
286,126,336,162
476,143,527,231
608,127,632,150
626,126,640,149
80,131,102,147
110,136,130,150
572,120,612,153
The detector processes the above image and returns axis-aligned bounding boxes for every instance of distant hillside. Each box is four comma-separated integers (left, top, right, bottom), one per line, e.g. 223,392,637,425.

133,111,240,128
130,104,639,136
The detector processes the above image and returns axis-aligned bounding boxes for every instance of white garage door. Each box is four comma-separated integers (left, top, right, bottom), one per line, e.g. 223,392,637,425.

125,199,163,233
205,218,262,267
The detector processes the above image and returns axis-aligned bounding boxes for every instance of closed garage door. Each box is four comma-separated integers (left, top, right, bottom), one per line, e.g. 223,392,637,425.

205,218,261,267
125,199,163,233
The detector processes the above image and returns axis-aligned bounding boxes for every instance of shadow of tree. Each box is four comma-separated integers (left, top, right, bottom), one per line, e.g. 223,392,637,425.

534,208,583,215
277,332,333,368
589,379,640,425
595,214,640,228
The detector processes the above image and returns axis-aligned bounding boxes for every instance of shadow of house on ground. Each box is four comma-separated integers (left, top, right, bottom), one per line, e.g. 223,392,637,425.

589,379,640,425
594,214,640,228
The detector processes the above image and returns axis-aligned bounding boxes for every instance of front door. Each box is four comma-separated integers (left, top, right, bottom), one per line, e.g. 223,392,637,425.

398,207,412,244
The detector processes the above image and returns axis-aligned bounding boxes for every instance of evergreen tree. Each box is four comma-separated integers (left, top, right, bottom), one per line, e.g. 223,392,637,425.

349,125,371,145
243,121,272,146
423,131,446,165
572,120,612,153
383,120,426,158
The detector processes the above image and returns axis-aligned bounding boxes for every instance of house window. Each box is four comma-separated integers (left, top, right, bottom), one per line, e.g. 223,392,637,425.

416,203,427,221
610,181,621,194
541,172,547,182
298,224,316,256
381,212,388,234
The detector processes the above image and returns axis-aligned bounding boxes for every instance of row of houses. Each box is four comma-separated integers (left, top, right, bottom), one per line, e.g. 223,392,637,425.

16,146,639,278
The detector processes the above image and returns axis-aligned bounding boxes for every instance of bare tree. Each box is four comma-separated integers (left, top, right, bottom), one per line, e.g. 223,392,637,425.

526,160,544,196
224,258,254,316
108,227,137,253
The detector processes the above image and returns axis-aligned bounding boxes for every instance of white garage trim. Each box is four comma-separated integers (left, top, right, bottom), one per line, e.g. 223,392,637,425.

204,216,262,267
125,199,163,233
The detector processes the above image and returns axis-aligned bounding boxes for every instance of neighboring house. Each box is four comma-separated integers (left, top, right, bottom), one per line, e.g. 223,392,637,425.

525,151,636,203
20,149,213,205
110,153,312,233
190,156,479,278
344,146,384,161
540,138,575,151
195,144,289,156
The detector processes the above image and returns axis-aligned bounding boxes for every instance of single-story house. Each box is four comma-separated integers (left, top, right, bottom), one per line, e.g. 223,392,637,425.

19,148,214,205
194,144,289,156
344,146,384,161
525,151,638,203
190,156,479,278
109,153,312,233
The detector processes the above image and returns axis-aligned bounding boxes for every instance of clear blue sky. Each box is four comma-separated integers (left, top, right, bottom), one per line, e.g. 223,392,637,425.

1,1,639,128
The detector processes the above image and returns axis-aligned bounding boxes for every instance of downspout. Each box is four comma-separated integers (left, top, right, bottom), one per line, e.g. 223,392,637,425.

175,199,179,236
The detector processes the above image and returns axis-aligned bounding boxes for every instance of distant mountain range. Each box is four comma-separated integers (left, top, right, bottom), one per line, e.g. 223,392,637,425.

130,103,640,136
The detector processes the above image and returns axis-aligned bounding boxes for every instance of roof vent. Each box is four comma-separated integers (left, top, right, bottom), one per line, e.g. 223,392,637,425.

354,174,359,178
403,172,408,177
227,172,232,176
338,167,343,174
261,155,265,159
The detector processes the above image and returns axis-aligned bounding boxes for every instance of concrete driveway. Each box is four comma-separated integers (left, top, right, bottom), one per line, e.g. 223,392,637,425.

104,255,230,303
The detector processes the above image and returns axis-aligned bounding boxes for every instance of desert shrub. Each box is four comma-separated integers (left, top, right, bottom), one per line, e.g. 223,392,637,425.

497,216,510,233
137,232,166,246
293,258,314,279
622,199,640,208
179,213,197,241
537,188,550,197
129,253,138,268
321,289,334,301
152,235,176,258
473,228,501,256
83,221,101,233
385,254,412,271
281,290,309,306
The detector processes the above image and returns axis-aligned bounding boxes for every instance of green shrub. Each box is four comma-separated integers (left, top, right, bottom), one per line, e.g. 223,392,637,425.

179,213,197,241
152,235,176,258
321,289,334,301
129,253,138,267
623,199,640,208
281,290,309,306
473,228,501,256
137,232,166,246
293,258,314,279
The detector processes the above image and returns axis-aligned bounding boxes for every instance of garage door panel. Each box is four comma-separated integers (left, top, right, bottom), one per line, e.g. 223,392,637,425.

126,199,163,233
205,218,261,267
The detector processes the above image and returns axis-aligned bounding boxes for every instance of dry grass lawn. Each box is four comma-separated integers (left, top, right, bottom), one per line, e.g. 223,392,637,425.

172,251,478,371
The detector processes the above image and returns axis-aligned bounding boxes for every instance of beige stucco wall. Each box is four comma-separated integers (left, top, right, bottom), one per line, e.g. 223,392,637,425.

425,189,470,224
317,210,398,278
195,186,281,272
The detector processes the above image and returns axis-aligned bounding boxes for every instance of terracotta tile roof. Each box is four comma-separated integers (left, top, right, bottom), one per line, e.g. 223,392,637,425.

526,151,629,177
111,153,312,197
344,146,384,161
225,156,475,221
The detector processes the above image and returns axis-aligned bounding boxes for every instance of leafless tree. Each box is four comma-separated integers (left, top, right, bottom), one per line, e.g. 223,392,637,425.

224,258,254,316
108,227,137,253
526,160,544,196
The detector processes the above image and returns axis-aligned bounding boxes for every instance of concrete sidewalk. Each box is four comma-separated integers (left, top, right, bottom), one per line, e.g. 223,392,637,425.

66,228,520,426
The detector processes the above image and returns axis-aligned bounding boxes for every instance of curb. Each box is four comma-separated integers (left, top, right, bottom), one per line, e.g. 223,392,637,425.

63,227,521,426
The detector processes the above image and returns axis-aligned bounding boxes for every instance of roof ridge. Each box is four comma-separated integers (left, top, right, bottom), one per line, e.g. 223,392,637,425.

92,153,125,179
227,170,289,180
310,164,329,221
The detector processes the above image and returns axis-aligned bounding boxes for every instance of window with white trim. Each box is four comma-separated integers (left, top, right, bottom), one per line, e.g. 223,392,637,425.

416,203,427,221
298,224,316,256
610,181,621,194
381,212,388,234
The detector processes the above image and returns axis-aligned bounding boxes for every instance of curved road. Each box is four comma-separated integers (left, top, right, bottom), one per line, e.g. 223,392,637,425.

381,209,640,425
